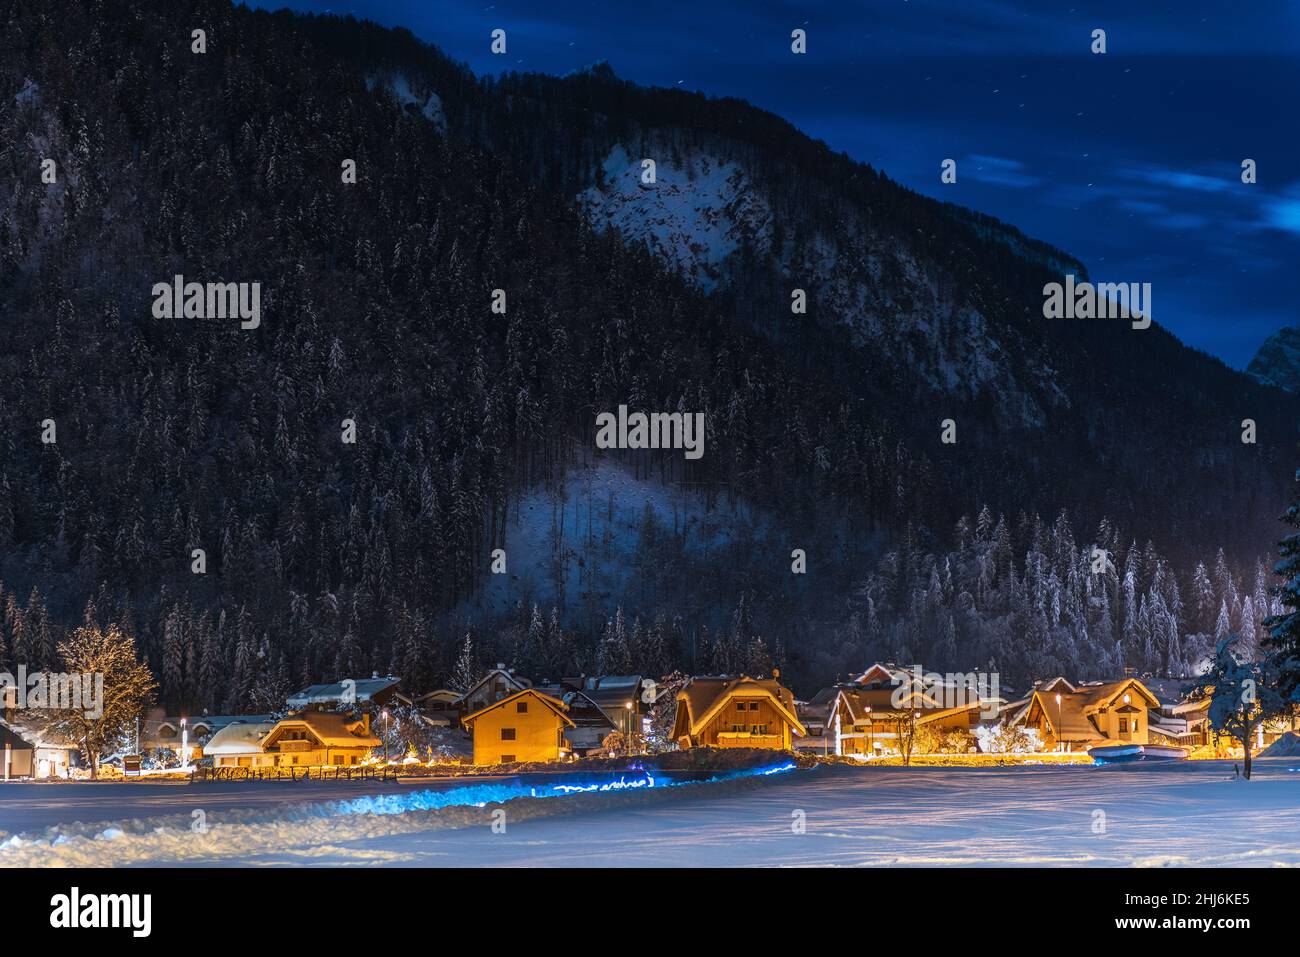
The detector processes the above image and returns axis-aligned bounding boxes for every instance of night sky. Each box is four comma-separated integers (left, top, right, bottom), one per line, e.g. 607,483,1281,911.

258,0,1300,369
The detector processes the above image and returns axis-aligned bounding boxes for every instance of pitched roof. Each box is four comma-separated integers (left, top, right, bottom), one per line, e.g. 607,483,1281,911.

263,711,381,749
150,713,274,736
461,688,575,728
827,685,944,725
850,663,909,687
0,719,34,750
534,684,618,730
202,720,276,755
457,667,530,703
675,676,806,737
1,716,76,749
1024,678,1161,743
572,675,645,711
286,676,399,707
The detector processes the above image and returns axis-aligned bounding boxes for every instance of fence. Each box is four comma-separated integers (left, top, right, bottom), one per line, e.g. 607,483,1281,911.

191,764,401,783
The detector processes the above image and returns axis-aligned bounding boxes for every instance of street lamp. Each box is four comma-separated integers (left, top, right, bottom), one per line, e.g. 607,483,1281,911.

624,701,634,756
1055,693,1063,753
180,717,189,770
381,709,389,764
865,705,873,756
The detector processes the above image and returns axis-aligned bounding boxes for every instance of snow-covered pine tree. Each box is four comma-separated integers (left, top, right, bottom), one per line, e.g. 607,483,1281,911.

1264,469,1300,703
1195,637,1284,779
452,632,477,693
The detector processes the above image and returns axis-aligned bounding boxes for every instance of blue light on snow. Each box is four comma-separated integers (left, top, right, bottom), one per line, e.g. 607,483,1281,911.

326,761,800,818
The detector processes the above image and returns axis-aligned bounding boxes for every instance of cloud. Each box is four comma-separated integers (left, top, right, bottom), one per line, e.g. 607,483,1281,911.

1263,192,1300,236
964,154,1041,188
1117,165,1234,194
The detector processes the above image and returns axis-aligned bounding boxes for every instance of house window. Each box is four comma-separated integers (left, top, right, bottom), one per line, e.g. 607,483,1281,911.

736,702,746,711
517,701,528,713
502,728,517,741
1119,718,1129,733
749,702,760,711
501,755,515,763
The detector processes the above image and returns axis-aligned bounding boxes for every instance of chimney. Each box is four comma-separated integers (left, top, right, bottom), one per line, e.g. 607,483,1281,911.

496,662,505,670
372,670,379,679
772,668,781,680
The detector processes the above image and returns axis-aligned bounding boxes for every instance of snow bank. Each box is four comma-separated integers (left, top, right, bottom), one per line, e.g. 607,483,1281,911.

1260,732,1300,757
0,764,797,867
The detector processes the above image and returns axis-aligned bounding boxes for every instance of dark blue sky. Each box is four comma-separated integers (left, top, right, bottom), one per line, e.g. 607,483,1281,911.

259,0,1300,369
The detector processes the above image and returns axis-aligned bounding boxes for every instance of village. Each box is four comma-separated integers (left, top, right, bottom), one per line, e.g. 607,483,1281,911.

1,660,1288,781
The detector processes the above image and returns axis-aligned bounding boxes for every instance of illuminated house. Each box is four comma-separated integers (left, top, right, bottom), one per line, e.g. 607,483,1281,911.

672,673,806,750
141,710,274,760
462,688,575,765
258,711,381,767
826,685,978,755
1019,678,1161,751
205,720,277,769
533,676,653,754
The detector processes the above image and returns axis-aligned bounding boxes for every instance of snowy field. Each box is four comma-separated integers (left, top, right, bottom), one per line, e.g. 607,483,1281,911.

3,760,1299,867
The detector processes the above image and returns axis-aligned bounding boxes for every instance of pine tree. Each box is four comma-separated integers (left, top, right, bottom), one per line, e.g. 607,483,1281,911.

1265,470,1300,703
453,632,478,693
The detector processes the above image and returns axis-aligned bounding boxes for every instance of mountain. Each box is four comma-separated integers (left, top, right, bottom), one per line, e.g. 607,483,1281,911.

1248,326,1300,392
327,26,1295,550
0,0,1292,702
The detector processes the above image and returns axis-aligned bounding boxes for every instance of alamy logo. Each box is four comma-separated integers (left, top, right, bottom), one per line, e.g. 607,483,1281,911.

1042,274,1150,330
595,405,705,460
1,666,103,718
890,666,1001,720
50,887,151,937
152,274,261,329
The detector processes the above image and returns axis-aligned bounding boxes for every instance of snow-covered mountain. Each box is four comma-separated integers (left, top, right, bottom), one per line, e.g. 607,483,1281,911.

1247,326,1300,392
312,37,1296,553
575,139,1058,426
578,144,772,293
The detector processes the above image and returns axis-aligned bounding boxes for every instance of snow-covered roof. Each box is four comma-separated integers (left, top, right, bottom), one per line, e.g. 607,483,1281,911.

457,668,530,703
1,716,77,749
575,675,645,711
263,712,381,749
287,676,399,708
202,721,276,755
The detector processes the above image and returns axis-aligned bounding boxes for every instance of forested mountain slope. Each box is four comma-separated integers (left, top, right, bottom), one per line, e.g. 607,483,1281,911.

0,0,1291,702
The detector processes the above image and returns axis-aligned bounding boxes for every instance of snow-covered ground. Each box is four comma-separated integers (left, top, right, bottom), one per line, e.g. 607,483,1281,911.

3,760,1299,867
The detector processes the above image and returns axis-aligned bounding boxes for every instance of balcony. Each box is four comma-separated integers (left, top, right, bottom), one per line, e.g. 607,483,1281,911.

716,732,781,748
